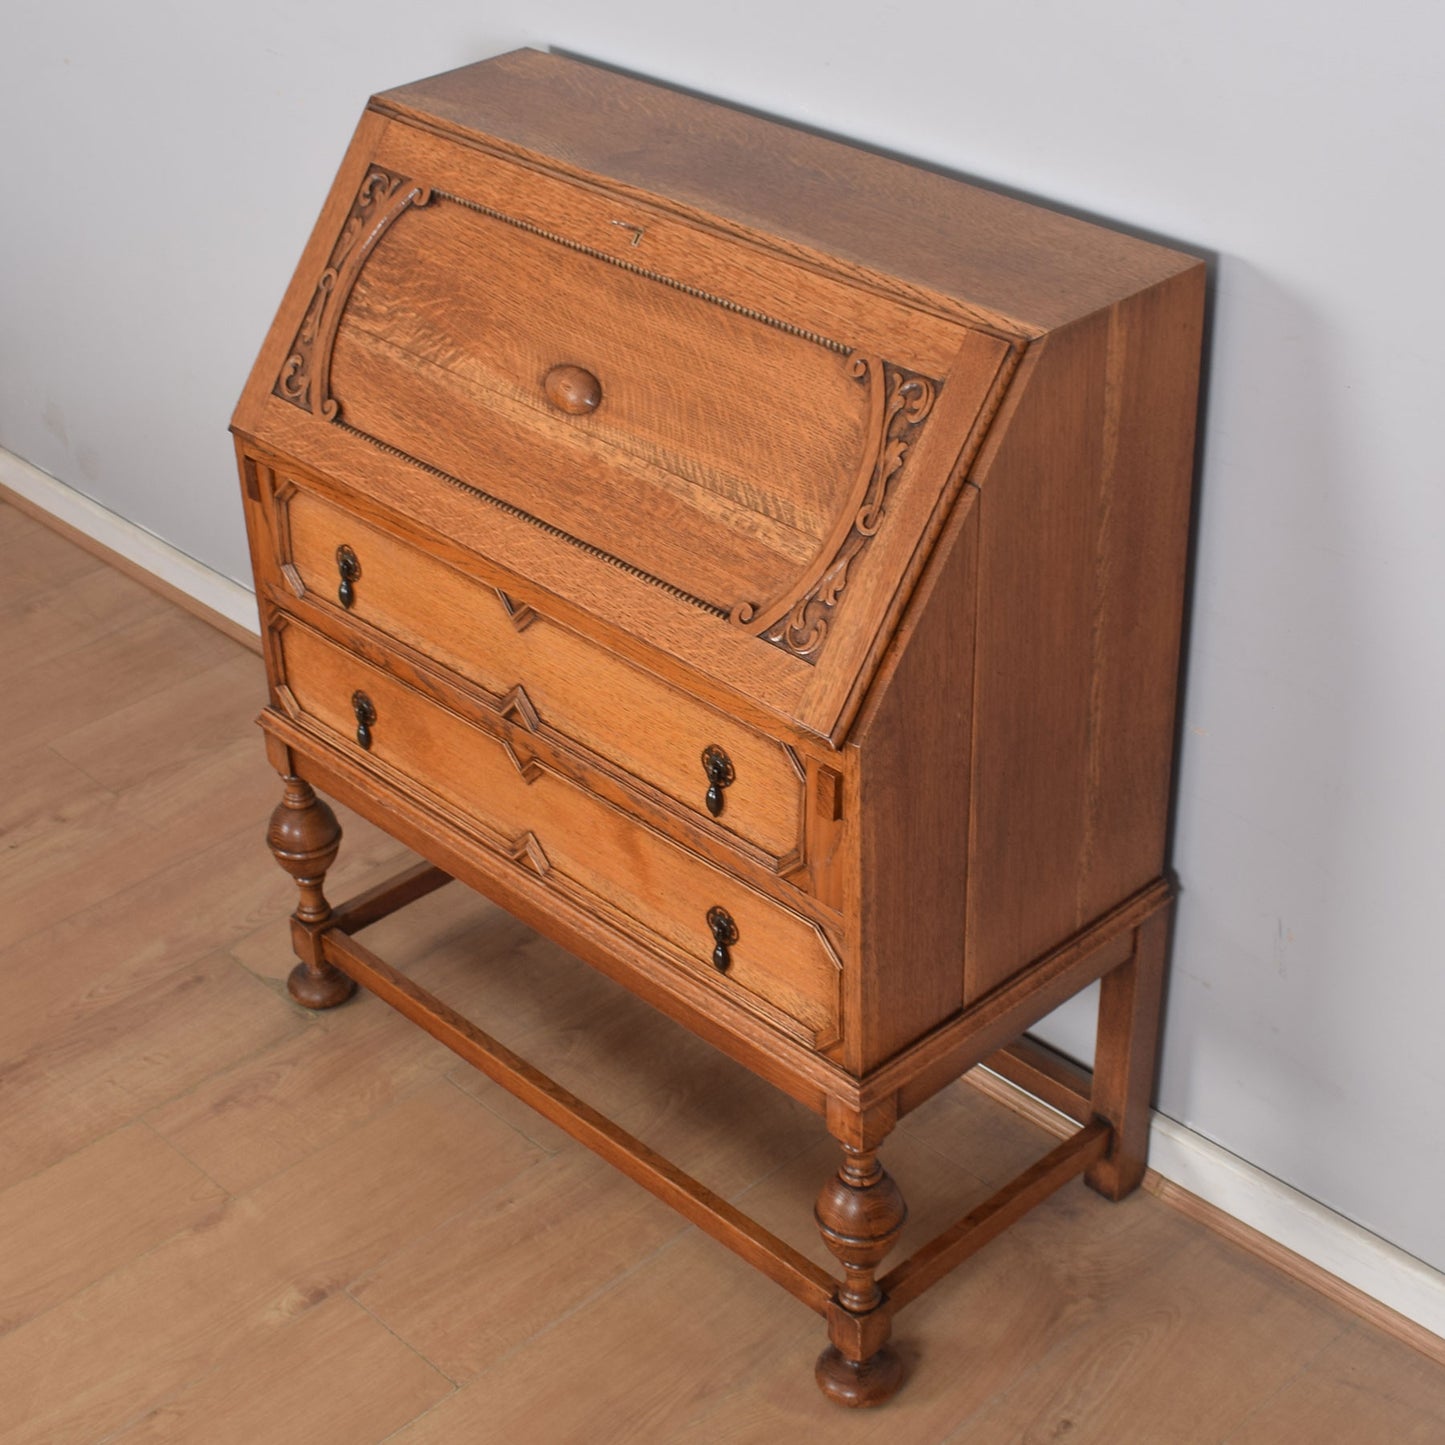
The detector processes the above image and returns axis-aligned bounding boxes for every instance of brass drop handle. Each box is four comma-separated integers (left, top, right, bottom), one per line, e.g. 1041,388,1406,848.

351,691,376,750
336,545,361,609
706,906,738,973
543,364,602,415
701,745,735,818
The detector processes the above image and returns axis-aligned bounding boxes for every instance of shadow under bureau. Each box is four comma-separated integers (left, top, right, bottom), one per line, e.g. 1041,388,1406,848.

232,48,1204,1407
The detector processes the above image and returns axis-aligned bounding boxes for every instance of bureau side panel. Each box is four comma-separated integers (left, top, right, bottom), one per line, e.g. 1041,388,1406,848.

964,267,1204,1000
846,490,978,1074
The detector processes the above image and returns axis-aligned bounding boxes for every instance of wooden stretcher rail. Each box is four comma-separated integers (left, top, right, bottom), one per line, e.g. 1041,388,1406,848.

880,1119,1111,1311
318,923,838,1316
331,860,454,934
983,1036,1095,1125
314,865,1123,1356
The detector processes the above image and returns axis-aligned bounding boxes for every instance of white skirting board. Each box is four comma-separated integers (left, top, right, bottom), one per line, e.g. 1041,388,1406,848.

0,447,260,638
1146,1113,1445,1343
4,444,1442,1350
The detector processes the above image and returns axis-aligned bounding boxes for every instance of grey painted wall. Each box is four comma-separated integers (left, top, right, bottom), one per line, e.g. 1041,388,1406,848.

4,3,1442,1269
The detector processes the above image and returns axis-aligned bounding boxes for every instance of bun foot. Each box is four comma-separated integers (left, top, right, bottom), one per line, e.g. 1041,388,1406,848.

287,960,356,1009
815,1344,904,1407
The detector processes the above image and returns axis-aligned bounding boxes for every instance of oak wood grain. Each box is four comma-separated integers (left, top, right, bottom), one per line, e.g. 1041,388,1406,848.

341,185,869,544
964,268,1203,998
376,50,1198,335
372,114,976,375
276,479,808,861
229,50,1206,1406
7,506,1442,1439
273,614,843,1045
844,482,977,1072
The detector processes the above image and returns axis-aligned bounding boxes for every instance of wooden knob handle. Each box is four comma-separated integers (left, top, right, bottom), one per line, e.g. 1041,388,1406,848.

543,364,602,415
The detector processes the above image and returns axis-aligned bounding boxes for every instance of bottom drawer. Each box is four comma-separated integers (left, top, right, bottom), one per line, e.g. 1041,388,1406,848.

270,614,842,1049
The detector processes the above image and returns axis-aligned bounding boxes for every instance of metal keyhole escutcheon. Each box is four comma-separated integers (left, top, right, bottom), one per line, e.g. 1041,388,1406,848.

701,744,735,818
707,906,738,972
351,691,376,750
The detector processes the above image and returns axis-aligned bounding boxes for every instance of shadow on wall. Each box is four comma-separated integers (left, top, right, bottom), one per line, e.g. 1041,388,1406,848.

1137,256,1414,1254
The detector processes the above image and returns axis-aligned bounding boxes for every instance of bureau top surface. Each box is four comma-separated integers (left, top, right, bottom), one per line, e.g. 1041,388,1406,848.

376,49,1196,337
237,49,1199,744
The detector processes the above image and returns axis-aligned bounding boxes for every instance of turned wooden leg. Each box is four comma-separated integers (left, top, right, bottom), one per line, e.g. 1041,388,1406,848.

1086,903,1170,1200
266,775,355,1009
814,1143,907,1407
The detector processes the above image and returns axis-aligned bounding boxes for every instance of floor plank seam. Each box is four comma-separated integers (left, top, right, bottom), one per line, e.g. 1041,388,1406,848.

374,1392,457,1445
7,513,1444,1439
439,1066,567,1157
138,1115,239,1202
0,1188,239,1356
0,811,290,962
930,1222,1185,1445
434,1195,708,1393
0,1115,180,1207
892,1106,1012,1198
345,1284,466,1390
114,984,312,1139
50,648,255,789
82,1287,346,1445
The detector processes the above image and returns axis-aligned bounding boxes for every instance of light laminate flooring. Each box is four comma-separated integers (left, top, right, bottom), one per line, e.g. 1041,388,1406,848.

2,498,1443,1443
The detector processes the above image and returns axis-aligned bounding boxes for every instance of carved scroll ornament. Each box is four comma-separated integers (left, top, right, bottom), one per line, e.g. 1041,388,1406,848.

271,166,940,666
274,167,432,419
732,357,938,661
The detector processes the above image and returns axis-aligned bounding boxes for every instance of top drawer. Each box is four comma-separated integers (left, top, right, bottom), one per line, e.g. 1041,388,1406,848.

266,473,808,866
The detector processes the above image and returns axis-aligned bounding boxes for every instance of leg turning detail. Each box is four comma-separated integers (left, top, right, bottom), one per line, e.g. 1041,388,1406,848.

814,1144,906,1407
266,775,355,1009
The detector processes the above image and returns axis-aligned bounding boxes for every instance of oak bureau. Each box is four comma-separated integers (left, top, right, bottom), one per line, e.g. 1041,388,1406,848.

232,48,1204,1406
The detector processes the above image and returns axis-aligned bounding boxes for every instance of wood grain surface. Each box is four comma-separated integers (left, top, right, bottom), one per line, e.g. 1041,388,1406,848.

226,52,1217,1403
2,499,1442,1440
376,49,1197,335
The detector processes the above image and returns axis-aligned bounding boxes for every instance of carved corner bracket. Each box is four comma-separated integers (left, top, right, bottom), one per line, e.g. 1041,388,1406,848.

273,167,432,419
732,356,939,664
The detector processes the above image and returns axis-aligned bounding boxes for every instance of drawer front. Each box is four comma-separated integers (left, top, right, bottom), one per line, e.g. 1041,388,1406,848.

271,614,841,1049
273,479,807,866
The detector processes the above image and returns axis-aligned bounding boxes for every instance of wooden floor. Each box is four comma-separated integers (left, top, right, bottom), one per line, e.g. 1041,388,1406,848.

3,497,1444,1443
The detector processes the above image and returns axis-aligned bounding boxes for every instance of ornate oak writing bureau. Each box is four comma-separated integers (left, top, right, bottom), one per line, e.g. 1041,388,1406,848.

232,49,1204,1406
